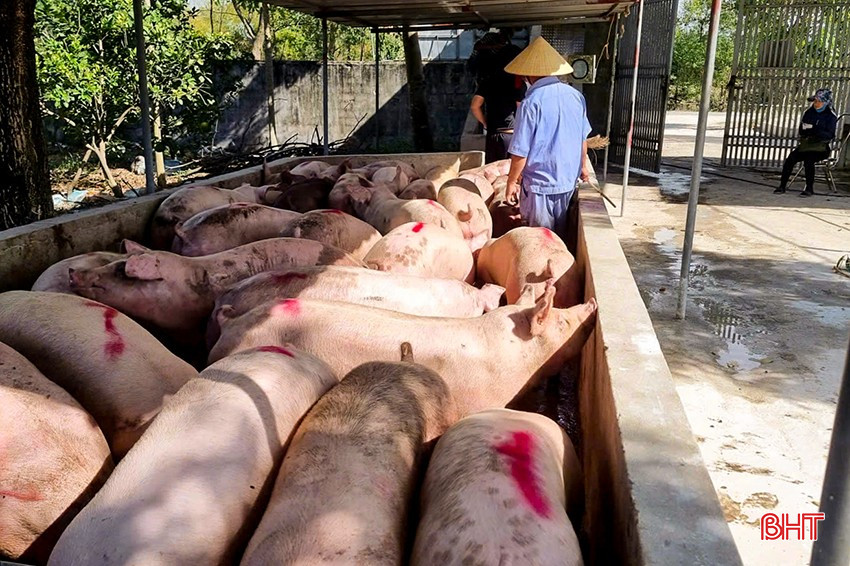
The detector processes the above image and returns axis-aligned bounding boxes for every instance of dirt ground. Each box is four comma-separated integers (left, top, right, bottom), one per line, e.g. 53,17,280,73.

603,111,850,565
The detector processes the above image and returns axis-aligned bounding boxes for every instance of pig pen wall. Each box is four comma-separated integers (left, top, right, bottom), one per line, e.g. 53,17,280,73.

0,152,483,292
575,190,742,565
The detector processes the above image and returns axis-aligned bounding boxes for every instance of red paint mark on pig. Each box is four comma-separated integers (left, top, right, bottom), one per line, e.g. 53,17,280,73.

257,345,294,357
0,489,42,502
426,199,440,208
412,222,425,233
274,272,309,285
540,227,555,241
495,431,551,518
84,301,126,360
271,299,301,316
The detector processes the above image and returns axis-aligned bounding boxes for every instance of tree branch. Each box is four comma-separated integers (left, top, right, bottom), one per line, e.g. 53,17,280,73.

231,2,257,39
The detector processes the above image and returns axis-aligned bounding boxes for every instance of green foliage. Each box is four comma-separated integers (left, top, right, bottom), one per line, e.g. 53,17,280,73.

35,0,240,161
669,0,737,110
195,0,403,61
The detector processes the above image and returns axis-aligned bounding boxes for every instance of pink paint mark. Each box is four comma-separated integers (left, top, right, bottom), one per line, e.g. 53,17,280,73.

411,222,425,233
322,209,344,214
257,345,294,357
84,301,126,360
495,431,551,518
426,199,440,208
0,489,42,502
271,299,301,316
540,227,555,241
273,272,309,285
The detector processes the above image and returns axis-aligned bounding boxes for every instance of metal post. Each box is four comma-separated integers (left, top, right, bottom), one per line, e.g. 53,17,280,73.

322,16,329,156
132,0,155,194
375,29,381,151
811,338,850,566
603,14,621,186
620,0,644,216
676,0,722,320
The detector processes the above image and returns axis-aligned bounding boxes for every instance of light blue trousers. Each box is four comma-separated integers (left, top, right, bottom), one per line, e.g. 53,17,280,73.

520,186,574,238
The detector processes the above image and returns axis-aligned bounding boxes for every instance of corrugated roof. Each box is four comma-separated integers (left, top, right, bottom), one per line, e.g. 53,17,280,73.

264,0,633,29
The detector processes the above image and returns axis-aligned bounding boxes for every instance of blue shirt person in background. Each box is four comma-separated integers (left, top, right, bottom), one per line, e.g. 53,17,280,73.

503,37,592,238
774,88,838,197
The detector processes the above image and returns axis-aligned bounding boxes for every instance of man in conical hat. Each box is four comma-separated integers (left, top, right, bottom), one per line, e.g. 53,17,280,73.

504,37,592,236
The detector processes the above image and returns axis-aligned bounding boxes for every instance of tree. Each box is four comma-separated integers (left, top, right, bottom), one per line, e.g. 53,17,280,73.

0,0,54,230
35,0,236,194
670,0,737,110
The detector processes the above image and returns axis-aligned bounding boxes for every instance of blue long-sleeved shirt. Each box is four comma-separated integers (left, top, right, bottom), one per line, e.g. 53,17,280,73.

508,77,592,195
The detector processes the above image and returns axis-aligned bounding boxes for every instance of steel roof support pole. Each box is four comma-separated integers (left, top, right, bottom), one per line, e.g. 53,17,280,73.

322,16,329,155
675,0,721,320
132,0,155,194
375,28,380,151
603,14,620,186
619,0,643,216
812,338,850,566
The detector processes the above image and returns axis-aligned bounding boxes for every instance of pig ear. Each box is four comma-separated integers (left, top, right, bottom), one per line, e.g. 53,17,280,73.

349,184,373,205
215,304,235,328
124,254,164,281
122,239,150,255
516,283,536,307
341,159,351,172
543,258,554,280
479,284,506,312
528,284,556,337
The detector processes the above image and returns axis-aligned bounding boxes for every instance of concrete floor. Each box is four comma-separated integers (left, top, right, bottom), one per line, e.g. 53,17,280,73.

602,111,850,565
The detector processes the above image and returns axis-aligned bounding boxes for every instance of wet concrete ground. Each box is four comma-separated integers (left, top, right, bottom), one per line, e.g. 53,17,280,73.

601,111,850,565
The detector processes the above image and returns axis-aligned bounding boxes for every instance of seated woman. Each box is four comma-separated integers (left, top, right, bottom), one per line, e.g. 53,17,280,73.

775,88,838,197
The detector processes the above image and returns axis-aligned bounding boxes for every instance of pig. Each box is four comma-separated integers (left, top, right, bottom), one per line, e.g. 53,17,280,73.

458,172,495,204
328,172,373,214
271,177,334,213
171,203,301,257
69,238,365,345
278,209,381,260
49,346,338,566
0,341,113,564
411,408,583,566
207,266,505,346
350,183,464,237
372,165,410,190
489,176,524,238
232,183,274,203
437,185,493,252
477,226,581,308
363,222,475,283
240,358,456,566
31,251,124,294
425,163,460,189
288,160,328,178
0,292,198,457
149,185,254,249
352,159,418,181
460,159,511,183
399,179,438,200
210,280,598,418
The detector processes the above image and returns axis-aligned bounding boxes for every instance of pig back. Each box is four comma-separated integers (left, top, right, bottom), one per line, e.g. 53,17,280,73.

279,209,381,260
0,341,113,564
241,360,457,566
412,408,583,566
0,291,198,457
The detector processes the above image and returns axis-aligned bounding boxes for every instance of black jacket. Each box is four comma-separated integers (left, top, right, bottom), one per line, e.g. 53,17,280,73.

799,106,838,142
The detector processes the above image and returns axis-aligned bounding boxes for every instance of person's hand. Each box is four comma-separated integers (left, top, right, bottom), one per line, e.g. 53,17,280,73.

506,181,520,206
581,164,591,183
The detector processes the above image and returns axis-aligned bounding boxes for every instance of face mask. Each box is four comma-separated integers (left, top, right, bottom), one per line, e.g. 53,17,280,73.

816,104,828,113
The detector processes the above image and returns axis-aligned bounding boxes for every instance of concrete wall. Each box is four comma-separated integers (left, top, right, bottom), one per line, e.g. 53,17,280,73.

215,61,475,153
575,190,742,565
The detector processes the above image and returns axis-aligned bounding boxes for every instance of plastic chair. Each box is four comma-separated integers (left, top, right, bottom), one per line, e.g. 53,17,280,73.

788,112,850,193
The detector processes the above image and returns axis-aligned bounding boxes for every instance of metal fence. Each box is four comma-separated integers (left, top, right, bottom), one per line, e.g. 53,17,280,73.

722,0,850,167
609,0,679,173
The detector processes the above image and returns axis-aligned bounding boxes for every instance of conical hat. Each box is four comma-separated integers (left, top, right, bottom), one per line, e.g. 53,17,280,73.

504,37,573,76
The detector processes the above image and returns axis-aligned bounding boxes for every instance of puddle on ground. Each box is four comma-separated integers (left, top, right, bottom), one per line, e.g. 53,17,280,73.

654,170,711,199
697,298,762,372
789,300,850,329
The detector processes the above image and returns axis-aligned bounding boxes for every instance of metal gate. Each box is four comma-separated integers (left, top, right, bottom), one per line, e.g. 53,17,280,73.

722,0,850,167
609,0,679,173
